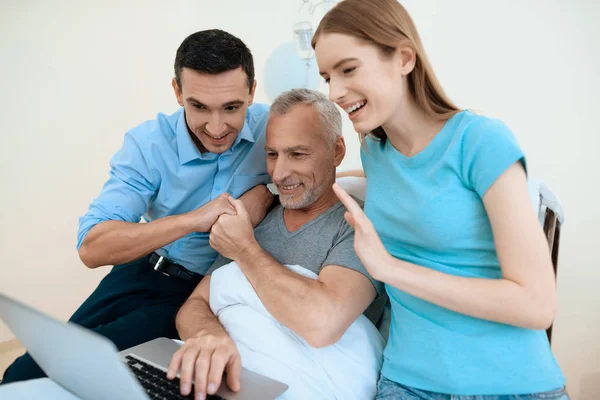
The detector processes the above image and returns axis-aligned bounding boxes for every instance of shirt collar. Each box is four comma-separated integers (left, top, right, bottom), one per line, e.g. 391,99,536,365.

233,117,256,146
176,108,257,165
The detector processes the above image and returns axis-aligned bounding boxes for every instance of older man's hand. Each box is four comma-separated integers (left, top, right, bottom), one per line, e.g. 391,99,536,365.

167,327,241,399
209,198,259,260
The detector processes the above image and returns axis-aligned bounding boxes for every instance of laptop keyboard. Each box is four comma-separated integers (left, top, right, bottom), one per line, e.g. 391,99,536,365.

125,355,225,400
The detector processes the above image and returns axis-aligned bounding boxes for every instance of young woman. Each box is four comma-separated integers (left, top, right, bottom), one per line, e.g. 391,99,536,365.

312,0,567,399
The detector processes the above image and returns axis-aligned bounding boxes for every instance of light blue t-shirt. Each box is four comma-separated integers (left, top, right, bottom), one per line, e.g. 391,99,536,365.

77,104,270,274
361,110,565,395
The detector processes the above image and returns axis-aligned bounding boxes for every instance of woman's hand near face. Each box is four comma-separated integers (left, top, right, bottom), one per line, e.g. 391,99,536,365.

332,183,394,281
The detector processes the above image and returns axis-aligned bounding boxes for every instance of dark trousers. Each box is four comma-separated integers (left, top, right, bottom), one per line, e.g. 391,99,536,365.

1,256,201,384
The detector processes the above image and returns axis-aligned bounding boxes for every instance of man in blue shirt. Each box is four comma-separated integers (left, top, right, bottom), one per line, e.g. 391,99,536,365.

2,29,274,384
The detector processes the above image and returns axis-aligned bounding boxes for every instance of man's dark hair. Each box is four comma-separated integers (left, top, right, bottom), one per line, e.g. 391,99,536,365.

174,29,255,90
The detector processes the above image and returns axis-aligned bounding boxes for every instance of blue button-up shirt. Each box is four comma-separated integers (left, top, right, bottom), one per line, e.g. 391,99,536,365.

77,104,271,274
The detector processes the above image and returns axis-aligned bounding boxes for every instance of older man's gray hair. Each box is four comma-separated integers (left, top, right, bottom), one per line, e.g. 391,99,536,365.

270,89,342,147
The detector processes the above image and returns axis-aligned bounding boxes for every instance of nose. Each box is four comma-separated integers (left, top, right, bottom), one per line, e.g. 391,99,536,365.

271,156,291,184
328,77,348,104
206,113,225,136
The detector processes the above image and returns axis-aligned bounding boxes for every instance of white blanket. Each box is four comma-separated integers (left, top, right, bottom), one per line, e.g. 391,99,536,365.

210,262,384,400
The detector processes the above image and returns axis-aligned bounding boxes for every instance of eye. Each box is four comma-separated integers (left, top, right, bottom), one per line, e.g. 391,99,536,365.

291,152,306,158
267,152,277,159
192,104,206,110
224,106,239,112
342,67,356,74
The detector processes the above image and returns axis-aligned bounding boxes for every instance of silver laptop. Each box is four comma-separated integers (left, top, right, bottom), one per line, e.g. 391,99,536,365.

0,293,288,400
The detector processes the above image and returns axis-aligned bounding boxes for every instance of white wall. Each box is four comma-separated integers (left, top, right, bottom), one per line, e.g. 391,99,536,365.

0,0,598,398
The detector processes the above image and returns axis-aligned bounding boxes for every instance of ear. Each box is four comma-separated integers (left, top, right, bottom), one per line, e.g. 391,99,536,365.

172,77,184,107
397,45,417,76
333,136,346,167
248,80,257,106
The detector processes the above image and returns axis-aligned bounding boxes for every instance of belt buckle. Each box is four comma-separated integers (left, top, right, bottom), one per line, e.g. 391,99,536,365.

152,256,171,277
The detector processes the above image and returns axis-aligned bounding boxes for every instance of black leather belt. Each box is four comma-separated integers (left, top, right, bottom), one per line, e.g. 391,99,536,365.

146,252,201,282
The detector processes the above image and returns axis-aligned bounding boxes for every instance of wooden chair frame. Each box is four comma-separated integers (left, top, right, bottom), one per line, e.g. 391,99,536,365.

542,206,561,345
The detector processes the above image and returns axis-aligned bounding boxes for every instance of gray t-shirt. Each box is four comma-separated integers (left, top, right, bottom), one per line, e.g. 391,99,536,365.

207,200,386,325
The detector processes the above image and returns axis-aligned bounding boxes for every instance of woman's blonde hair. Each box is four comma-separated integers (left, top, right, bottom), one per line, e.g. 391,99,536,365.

311,0,460,142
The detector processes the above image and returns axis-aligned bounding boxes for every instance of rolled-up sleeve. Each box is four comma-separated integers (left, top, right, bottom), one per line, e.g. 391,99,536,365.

77,133,159,249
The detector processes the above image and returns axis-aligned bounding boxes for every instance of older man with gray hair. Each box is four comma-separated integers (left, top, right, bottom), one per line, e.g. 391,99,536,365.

167,89,385,400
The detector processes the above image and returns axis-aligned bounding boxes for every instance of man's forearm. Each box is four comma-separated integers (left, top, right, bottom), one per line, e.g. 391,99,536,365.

78,215,193,268
176,294,226,341
236,246,334,343
171,277,241,397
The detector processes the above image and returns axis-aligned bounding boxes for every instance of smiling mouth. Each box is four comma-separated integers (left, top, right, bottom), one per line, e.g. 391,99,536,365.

204,131,230,141
277,182,303,193
280,183,301,190
344,100,367,115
